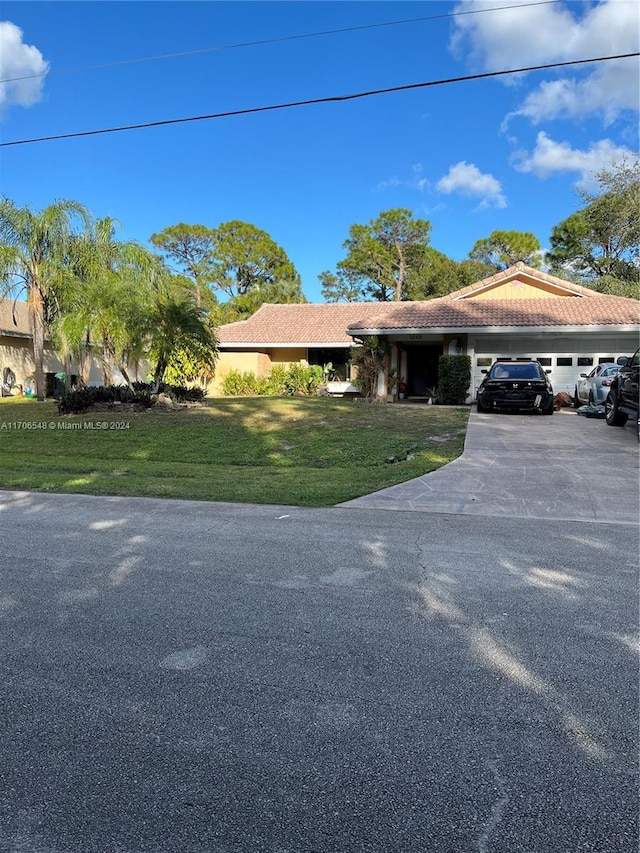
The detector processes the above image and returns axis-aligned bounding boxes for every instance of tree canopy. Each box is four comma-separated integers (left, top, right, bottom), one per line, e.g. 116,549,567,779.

468,230,542,272
0,197,92,399
149,223,216,308
547,160,640,297
336,208,432,301
209,220,299,298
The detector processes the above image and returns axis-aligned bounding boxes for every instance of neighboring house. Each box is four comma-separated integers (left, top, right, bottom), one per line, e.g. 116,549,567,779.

213,302,389,394
0,300,102,396
215,264,639,400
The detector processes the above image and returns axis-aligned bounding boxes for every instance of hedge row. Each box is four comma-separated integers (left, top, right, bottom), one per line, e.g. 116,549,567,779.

222,364,323,397
57,382,205,414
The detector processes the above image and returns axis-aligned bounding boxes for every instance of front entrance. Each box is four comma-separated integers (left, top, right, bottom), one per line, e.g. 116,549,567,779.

404,345,441,397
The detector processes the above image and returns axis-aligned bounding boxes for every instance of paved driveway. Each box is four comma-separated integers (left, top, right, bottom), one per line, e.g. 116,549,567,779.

339,408,640,524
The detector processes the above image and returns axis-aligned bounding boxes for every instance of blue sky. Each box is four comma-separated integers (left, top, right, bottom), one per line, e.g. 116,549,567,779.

1,1,638,301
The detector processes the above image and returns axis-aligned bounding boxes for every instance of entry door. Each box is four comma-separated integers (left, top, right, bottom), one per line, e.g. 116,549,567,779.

406,345,441,397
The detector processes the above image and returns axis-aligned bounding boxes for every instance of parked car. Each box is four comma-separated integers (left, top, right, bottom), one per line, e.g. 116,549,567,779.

605,348,640,441
573,362,620,407
477,361,554,415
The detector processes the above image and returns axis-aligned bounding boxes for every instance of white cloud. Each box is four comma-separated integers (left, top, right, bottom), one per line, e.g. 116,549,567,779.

512,131,639,188
0,21,49,111
376,164,429,193
436,161,507,209
451,0,639,125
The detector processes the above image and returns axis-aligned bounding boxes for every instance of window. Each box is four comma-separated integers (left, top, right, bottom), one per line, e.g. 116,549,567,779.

536,357,552,366
490,362,542,380
577,357,593,367
598,357,615,364
476,357,492,367
556,357,573,366
308,348,350,380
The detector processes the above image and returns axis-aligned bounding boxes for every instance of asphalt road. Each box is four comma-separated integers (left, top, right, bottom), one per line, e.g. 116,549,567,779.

0,490,637,853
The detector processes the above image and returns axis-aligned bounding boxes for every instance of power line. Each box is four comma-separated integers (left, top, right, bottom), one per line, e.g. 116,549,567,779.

2,53,637,149
0,0,562,84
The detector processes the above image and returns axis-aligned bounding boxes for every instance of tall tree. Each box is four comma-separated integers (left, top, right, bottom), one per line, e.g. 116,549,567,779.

547,160,640,297
209,220,299,298
57,222,164,387
318,270,363,303
337,208,432,301
143,283,218,392
469,230,541,272
218,277,306,323
0,198,92,400
149,223,216,309
405,248,467,300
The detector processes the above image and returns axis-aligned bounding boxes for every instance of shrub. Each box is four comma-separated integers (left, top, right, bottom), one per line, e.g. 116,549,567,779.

437,355,471,404
265,364,289,396
284,363,323,395
221,364,324,397
221,370,260,396
57,384,156,414
350,337,388,399
56,382,200,414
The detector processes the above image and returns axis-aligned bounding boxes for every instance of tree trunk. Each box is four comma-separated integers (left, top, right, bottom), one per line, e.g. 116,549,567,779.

152,358,167,394
395,244,406,302
117,360,135,391
29,289,46,402
77,333,91,387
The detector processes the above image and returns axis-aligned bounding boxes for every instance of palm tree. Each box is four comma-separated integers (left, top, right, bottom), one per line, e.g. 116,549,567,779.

56,218,161,387
0,198,92,400
144,279,218,392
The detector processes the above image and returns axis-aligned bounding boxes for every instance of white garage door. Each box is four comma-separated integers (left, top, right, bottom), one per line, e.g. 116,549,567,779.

471,335,636,398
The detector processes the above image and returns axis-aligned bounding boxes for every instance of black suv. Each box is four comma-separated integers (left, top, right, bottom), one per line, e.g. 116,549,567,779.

605,348,640,441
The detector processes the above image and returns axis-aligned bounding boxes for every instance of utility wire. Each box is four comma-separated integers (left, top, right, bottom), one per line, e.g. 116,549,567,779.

0,0,561,84
2,53,637,149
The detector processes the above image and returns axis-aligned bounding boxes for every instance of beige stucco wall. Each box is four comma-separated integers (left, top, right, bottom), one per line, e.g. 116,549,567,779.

207,350,273,395
1,334,125,393
269,347,307,364
471,280,574,299
208,348,312,395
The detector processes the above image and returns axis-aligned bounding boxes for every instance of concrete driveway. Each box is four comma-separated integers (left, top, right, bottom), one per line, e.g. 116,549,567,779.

339,408,640,524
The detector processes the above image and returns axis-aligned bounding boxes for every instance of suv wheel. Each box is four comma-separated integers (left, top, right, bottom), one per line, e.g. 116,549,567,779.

573,388,580,408
605,388,628,426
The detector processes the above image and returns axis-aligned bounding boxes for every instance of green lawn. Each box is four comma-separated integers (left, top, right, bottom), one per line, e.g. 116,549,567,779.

0,396,469,506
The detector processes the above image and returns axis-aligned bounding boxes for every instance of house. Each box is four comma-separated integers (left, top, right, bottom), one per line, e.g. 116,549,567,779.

0,300,102,396
215,264,639,400
213,302,388,394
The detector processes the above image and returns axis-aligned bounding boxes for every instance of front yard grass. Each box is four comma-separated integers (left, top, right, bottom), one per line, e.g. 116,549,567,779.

0,396,469,507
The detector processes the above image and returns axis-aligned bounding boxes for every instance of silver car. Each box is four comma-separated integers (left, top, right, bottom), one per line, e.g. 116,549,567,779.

574,363,620,406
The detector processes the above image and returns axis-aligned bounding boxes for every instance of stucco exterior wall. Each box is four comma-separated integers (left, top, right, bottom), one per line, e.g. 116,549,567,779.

471,280,574,299
208,350,273,395
1,334,127,393
269,347,307,364
208,348,311,395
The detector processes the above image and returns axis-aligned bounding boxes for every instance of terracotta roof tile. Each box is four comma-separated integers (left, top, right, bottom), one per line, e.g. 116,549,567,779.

217,265,639,344
218,302,386,345
346,294,640,331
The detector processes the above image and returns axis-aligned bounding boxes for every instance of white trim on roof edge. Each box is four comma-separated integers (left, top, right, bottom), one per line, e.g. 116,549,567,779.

218,341,356,349
349,324,640,336
452,276,587,301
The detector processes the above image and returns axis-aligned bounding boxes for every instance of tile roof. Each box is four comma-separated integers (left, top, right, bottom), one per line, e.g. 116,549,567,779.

447,262,601,300
346,264,639,330
0,300,30,337
217,302,387,345
346,294,640,331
